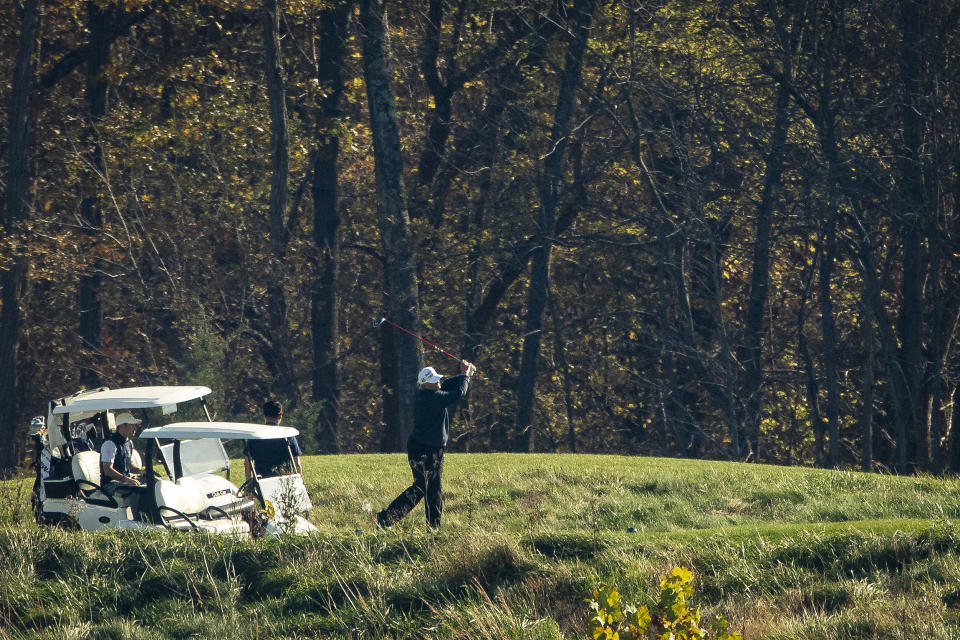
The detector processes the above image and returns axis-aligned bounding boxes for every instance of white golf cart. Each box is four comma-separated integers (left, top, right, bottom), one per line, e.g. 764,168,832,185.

140,422,317,535
31,386,315,536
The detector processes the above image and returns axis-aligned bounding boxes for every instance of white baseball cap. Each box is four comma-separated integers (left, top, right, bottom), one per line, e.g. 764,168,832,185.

417,367,443,385
115,412,141,426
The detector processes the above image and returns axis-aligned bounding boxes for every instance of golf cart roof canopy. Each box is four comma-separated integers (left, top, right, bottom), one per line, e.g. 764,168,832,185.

52,386,212,415
140,422,299,440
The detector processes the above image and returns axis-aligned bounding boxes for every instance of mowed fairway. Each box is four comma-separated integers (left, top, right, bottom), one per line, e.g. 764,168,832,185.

2,454,960,639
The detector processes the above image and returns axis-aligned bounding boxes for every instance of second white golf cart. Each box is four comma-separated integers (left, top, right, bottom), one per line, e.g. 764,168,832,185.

32,386,315,535
140,421,316,535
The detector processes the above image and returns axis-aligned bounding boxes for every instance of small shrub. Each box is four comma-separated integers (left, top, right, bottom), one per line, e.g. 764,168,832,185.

267,476,308,534
587,566,742,640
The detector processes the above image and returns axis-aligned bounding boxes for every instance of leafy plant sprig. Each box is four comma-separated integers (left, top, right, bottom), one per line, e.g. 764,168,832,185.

587,566,743,640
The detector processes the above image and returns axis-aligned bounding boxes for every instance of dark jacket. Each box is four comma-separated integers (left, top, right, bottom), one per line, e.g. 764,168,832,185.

248,435,303,476
107,431,132,475
409,374,470,448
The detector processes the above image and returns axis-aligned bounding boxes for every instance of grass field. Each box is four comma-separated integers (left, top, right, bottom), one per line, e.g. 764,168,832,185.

2,454,960,639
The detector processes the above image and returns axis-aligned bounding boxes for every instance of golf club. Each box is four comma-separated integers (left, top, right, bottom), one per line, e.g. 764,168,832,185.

374,317,477,375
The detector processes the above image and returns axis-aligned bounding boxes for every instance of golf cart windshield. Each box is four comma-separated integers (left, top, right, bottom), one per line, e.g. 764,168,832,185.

141,422,300,483
159,439,230,477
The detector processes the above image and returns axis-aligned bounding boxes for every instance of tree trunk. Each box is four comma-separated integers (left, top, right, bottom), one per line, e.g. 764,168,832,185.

898,0,925,473
460,125,498,365
360,0,422,451
261,0,300,407
741,76,791,461
264,0,289,260
78,1,118,389
707,237,745,458
861,306,875,472
6,0,37,232
514,0,597,452
378,322,402,451
654,221,679,453
548,288,577,453
796,264,826,467
654,222,701,455
416,0,456,195
799,327,825,466
850,225,910,471
0,0,38,473
950,381,960,473
821,184,840,468
311,4,351,453
0,260,27,473
812,42,843,469
927,223,947,471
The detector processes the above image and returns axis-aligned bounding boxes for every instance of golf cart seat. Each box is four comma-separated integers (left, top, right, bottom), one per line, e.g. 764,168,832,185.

153,478,248,535
71,451,120,508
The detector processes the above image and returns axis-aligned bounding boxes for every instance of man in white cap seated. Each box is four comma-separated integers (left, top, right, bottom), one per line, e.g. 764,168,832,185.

100,413,144,494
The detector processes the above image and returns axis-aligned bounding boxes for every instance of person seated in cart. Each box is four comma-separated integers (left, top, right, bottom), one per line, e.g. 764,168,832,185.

100,413,145,491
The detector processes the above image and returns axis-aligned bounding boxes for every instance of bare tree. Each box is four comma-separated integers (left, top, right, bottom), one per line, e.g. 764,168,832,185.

740,68,793,460
360,0,423,450
260,0,301,406
0,0,38,473
897,0,926,472
515,0,598,452
312,3,352,453
861,307,875,472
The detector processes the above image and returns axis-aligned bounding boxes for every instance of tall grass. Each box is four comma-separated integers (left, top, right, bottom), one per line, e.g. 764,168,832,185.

2,454,959,638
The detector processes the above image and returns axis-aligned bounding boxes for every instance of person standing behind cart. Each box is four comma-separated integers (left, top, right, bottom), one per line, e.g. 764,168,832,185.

100,413,144,489
244,400,304,479
377,360,473,529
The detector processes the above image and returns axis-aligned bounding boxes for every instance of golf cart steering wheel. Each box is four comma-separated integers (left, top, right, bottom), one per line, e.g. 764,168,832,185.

237,477,265,507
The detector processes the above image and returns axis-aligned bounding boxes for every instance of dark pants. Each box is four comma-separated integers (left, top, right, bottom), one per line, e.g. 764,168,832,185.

378,439,444,528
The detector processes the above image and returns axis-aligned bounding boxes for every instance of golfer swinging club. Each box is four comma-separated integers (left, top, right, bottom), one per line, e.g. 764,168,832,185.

377,358,474,529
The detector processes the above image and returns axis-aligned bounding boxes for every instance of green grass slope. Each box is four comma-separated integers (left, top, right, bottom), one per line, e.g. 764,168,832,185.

2,454,959,639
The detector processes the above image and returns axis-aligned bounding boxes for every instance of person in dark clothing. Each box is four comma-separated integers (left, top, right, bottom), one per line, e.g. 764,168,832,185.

244,400,304,479
378,359,473,529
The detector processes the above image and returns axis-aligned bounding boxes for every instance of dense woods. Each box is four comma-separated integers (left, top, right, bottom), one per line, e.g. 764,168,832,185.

1,0,958,475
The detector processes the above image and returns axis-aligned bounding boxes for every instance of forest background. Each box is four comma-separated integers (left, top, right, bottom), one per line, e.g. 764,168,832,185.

1,0,958,476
